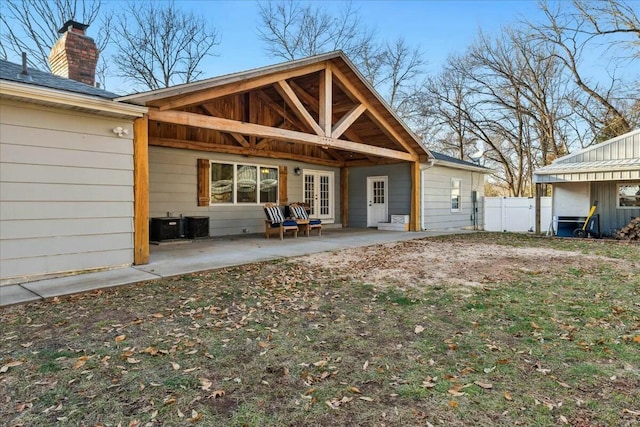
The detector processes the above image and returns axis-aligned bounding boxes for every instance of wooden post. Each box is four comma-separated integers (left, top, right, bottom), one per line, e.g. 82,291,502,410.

133,115,149,265
340,167,349,227
535,182,542,235
410,161,421,231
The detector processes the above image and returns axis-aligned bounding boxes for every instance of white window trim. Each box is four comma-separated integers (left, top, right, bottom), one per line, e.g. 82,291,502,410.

616,182,640,209
209,160,279,206
451,178,461,212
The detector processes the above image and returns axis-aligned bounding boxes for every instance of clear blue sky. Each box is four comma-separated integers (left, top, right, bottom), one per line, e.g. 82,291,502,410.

103,0,546,92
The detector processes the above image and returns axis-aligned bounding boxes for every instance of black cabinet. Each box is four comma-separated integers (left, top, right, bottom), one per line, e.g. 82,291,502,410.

150,217,181,241
185,216,209,239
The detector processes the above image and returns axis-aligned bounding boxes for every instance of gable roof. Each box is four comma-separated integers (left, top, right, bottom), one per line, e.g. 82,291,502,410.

0,59,119,99
534,129,640,183
119,51,430,162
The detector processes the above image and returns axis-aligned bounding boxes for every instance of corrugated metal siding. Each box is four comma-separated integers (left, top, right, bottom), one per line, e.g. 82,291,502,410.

590,181,640,235
422,166,485,230
535,169,640,183
559,130,640,163
149,146,340,236
0,99,135,282
347,163,411,228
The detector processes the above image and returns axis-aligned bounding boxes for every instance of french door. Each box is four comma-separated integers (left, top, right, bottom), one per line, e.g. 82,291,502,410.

303,170,334,220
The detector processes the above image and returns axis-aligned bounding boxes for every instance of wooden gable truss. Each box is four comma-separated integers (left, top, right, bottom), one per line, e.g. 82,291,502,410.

130,54,427,264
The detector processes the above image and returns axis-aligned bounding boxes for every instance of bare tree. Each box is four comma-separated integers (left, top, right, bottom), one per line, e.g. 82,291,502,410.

526,1,636,142
111,0,220,90
257,0,425,116
573,0,640,57
0,0,105,70
257,0,373,62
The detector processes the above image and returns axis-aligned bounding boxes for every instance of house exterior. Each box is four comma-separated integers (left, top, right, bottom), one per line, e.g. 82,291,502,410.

1,23,489,285
0,21,147,284
533,129,640,236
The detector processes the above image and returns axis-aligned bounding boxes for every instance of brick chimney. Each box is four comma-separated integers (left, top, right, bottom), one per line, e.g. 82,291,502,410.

48,20,99,86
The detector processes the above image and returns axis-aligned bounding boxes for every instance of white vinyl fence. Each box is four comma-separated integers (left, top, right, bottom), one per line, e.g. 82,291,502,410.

484,197,552,233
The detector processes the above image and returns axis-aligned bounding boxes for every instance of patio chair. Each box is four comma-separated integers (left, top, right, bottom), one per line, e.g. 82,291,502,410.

263,203,298,240
289,203,322,236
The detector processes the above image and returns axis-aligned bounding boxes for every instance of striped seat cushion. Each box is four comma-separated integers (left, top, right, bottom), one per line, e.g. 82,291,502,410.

264,206,284,224
290,205,309,220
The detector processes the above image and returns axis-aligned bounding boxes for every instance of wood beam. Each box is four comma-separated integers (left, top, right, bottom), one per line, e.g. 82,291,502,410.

275,80,324,136
331,104,366,139
319,68,332,135
158,62,327,111
133,116,149,265
254,89,311,133
330,66,418,157
150,137,344,167
279,165,288,204
200,103,250,147
148,109,416,162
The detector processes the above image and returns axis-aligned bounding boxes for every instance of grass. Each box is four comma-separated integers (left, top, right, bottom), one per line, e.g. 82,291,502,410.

1,233,639,426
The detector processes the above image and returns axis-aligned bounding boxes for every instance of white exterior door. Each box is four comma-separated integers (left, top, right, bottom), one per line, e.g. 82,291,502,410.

367,176,388,227
303,170,334,220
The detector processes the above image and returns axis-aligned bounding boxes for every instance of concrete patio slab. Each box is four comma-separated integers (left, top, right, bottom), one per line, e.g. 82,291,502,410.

1,228,475,307
22,268,161,299
0,285,41,306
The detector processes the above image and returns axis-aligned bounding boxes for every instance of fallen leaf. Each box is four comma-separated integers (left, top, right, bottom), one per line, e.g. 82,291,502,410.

414,325,425,334
348,386,361,394
151,313,164,318
449,400,458,408
127,358,141,364
188,410,202,423
633,336,640,344
200,378,212,391
170,362,180,370
0,360,23,373
128,420,140,427
163,397,176,405
559,415,568,424
531,321,542,330
115,335,126,343
313,360,328,367
474,381,493,389
363,360,369,370
208,390,225,399
359,396,373,402
73,356,88,369
623,408,640,415
504,391,513,401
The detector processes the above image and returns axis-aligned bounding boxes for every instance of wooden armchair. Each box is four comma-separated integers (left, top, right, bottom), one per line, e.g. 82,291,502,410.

289,203,322,236
263,203,298,240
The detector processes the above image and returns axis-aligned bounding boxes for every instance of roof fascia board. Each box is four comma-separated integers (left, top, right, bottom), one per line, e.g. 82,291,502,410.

1,80,147,117
116,52,344,105
428,158,493,173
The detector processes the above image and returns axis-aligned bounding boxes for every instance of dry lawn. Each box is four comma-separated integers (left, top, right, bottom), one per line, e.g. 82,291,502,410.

1,233,639,426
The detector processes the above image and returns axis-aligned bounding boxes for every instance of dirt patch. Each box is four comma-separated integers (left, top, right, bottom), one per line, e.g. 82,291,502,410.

294,239,627,293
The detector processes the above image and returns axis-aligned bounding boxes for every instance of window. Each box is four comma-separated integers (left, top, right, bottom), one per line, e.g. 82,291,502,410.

618,183,640,208
451,178,461,211
210,161,278,205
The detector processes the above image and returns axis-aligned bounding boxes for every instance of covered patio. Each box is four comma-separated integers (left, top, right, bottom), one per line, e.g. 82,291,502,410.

120,51,430,266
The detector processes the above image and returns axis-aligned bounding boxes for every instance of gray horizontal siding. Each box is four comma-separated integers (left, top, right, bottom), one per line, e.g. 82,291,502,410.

149,146,339,237
422,166,484,230
0,100,134,281
348,163,411,228
1,249,132,279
